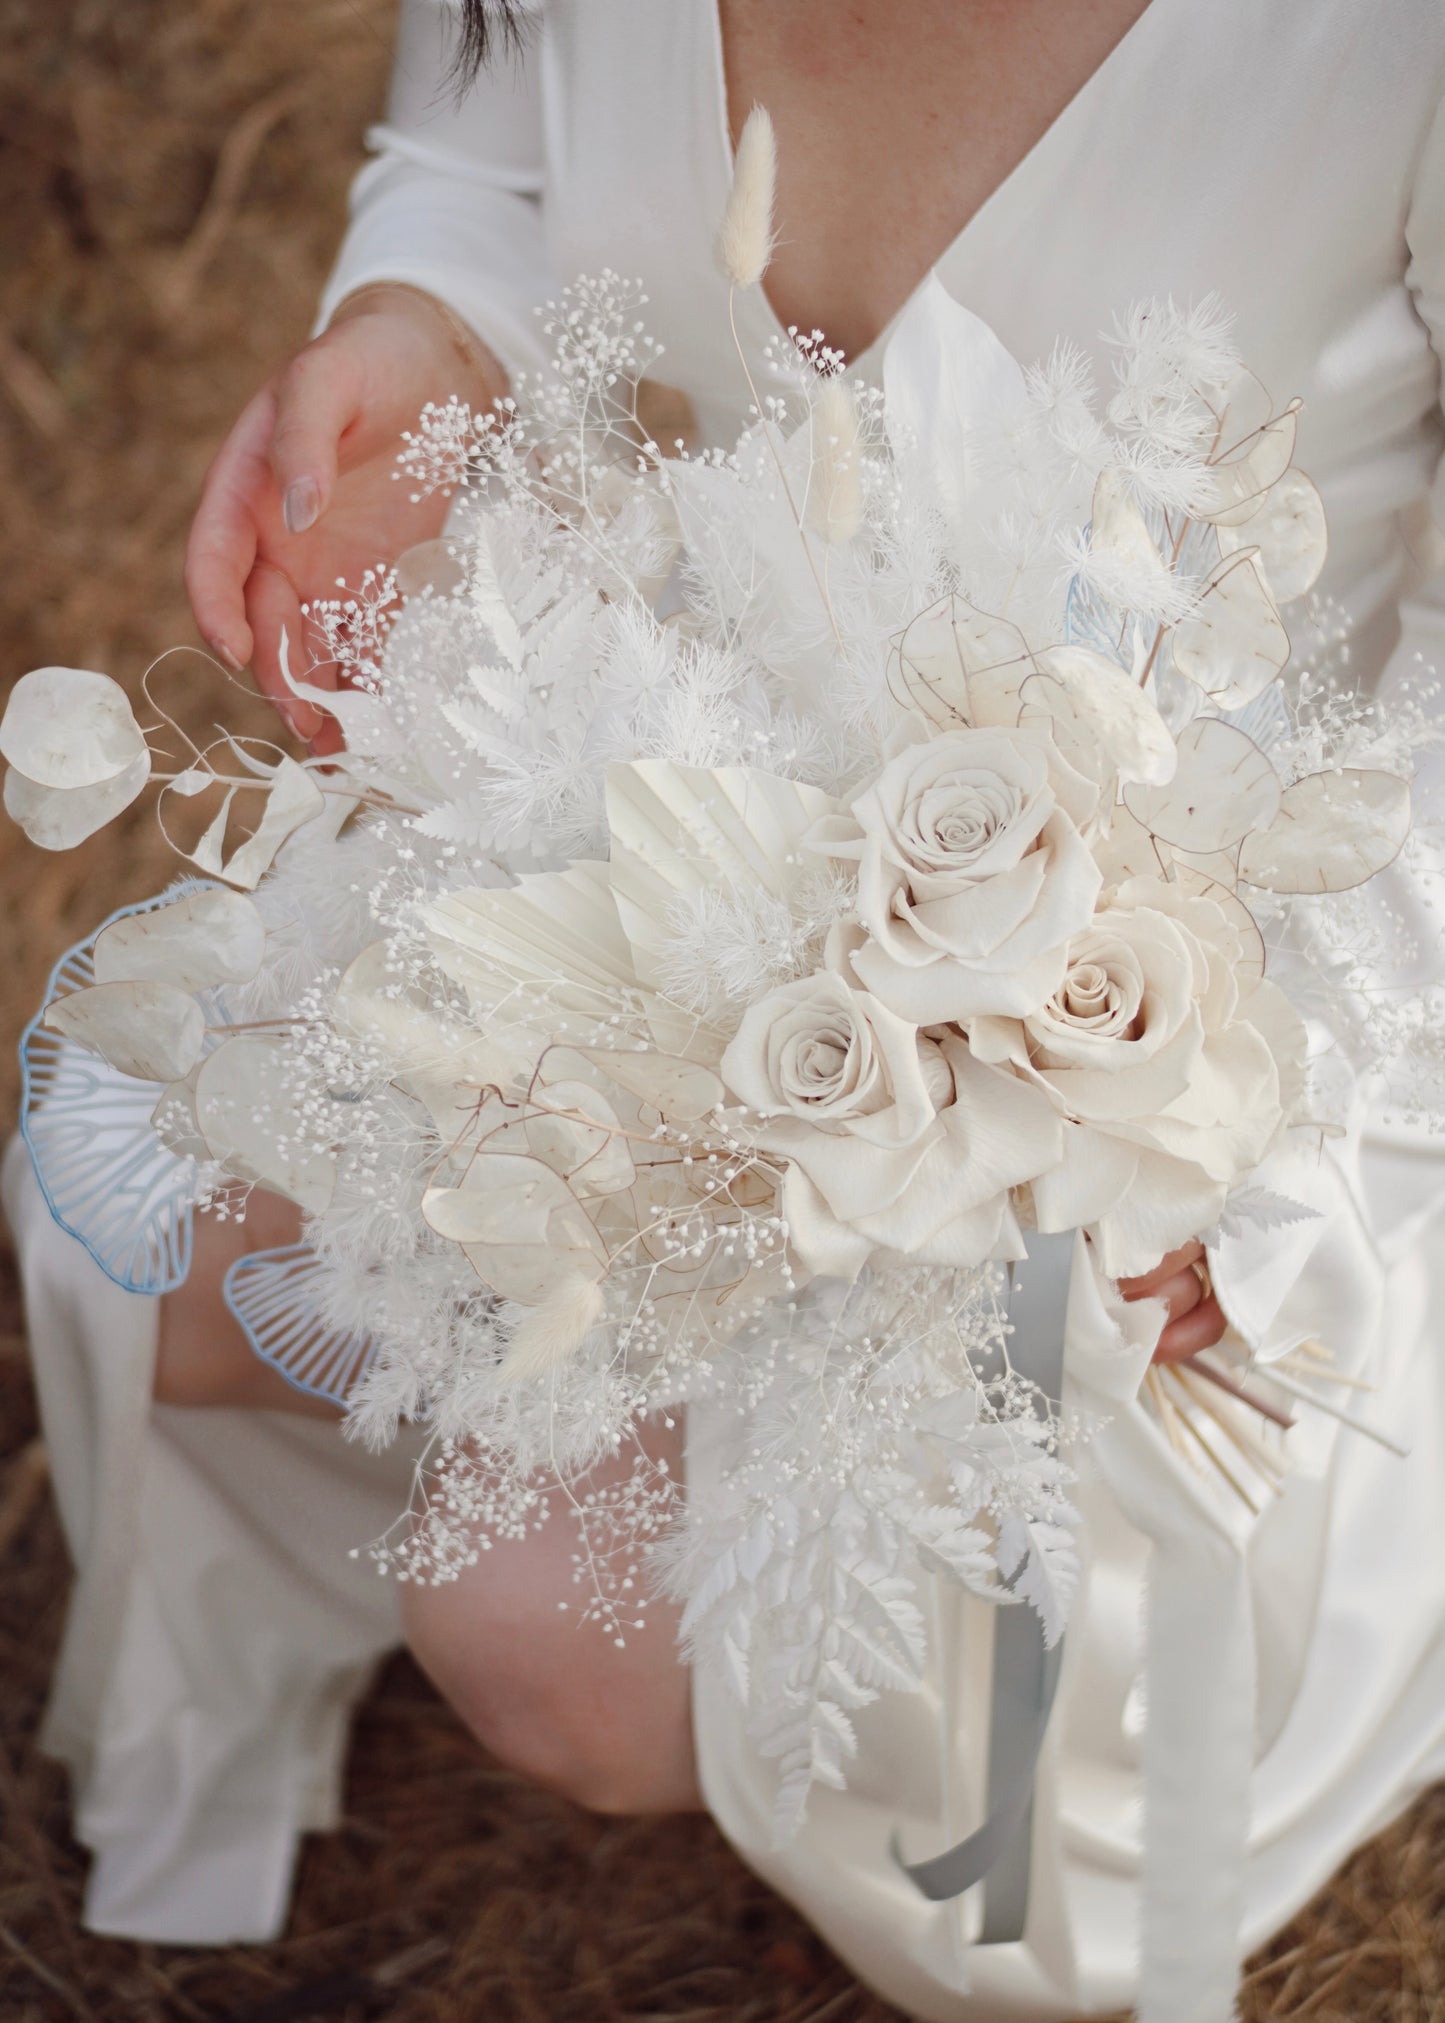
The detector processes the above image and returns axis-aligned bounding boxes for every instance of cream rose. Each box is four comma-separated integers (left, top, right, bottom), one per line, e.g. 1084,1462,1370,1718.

969,878,1306,1276
720,968,1061,1277
810,723,1101,1022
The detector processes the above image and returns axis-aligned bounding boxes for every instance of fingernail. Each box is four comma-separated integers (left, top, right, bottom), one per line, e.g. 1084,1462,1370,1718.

282,477,320,535
211,638,245,672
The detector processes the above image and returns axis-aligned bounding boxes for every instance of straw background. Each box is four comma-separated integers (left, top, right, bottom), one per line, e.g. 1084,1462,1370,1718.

0,1,1441,2015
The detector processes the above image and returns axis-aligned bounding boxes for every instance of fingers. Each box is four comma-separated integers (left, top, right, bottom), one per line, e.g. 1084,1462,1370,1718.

185,381,279,670
1137,1259,1227,1364
1154,1295,1227,1365
269,334,366,536
1117,1239,1205,1303
1113,1239,1227,1365
245,560,323,748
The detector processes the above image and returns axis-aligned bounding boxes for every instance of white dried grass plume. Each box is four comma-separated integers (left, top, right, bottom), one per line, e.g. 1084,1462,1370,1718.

807,379,863,544
500,1276,607,1382
718,105,777,288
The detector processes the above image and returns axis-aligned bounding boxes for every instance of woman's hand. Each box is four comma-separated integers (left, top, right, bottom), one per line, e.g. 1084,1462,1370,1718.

184,286,504,754
1117,1240,1226,1364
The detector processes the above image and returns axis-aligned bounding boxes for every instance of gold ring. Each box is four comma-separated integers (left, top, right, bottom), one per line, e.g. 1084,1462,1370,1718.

1190,1257,1214,1305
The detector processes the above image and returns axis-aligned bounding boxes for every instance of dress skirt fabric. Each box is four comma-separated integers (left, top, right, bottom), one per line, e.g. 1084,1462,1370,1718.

692,1124,1445,2021
3,1135,418,1944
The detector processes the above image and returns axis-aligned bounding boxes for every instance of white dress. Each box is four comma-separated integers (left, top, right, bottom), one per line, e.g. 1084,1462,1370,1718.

12,3,1445,2016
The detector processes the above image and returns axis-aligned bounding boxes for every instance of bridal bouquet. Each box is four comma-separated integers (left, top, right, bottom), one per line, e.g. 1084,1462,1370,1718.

7,116,1437,1832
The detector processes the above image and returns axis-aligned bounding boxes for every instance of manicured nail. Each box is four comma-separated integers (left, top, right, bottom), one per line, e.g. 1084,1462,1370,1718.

212,637,246,672
282,476,320,535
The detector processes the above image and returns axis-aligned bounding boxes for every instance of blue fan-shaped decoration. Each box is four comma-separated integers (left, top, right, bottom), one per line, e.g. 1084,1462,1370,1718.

1223,682,1292,754
1063,546,1129,666
1064,507,1221,673
223,1243,376,1405
19,883,224,1297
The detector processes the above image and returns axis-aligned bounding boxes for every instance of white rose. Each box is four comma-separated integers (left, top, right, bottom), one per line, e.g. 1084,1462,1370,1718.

969,878,1306,1276
720,968,1061,1277
810,723,1101,1021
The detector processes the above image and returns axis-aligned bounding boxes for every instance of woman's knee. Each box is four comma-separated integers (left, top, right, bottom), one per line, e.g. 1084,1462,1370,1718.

400,1562,698,1816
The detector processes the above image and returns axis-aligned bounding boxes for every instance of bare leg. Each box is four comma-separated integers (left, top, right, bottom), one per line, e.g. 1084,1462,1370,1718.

154,1204,697,1812
401,1416,701,1815
153,1192,338,1416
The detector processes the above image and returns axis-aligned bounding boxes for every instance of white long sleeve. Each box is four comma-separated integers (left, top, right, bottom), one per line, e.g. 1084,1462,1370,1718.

1395,89,1445,676
1361,90,1445,1000
317,0,559,383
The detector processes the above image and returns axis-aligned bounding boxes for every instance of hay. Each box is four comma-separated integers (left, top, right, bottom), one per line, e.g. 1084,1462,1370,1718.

0,3,1441,2016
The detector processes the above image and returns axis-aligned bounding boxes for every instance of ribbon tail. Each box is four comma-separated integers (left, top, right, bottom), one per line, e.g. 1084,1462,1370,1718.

1138,1521,1255,2023
892,1228,1076,1937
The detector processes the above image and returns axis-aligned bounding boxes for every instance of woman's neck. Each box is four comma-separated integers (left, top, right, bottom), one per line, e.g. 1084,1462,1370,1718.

718,0,1154,360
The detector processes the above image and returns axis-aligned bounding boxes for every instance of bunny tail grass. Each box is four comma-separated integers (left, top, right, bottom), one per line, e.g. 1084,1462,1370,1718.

718,105,777,288
807,378,863,544
500,1276,606,1382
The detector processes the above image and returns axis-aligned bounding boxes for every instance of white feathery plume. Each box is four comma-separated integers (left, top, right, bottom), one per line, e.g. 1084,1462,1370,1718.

717,105,777,289
806,379,863,544
499,1276,606,1383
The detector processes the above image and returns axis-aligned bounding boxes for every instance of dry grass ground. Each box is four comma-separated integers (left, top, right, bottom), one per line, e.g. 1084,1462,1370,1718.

0,2,1440,2016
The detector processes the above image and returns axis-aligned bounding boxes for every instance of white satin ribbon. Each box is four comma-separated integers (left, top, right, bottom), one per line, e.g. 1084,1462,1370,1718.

1068,1238,1255,2023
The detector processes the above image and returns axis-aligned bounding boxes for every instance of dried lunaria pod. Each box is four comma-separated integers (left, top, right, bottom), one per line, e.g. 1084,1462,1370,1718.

1124,716,1281,853
523,1081,636,1197
1237,768,1411,893
0,667,151,846
193,1034,337,1212
422,1154,576,1248
1199,388,1301,526
92,887,266,993
0,666,147,789
1028,645,1177,788
717,104,777,289
892,595,1033,733
1171,547,1290,711
4,756,151,850
1216,467,1327,604
44,980,206,1085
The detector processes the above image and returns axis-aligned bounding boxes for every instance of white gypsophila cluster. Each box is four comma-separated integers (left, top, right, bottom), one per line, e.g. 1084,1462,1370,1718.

9,258,1442,1833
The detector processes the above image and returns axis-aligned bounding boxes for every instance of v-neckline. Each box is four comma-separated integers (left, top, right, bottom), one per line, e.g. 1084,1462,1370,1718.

706,0,1171,374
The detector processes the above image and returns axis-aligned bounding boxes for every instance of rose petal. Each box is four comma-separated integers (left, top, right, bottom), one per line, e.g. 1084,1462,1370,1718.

1167,865,1266,985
